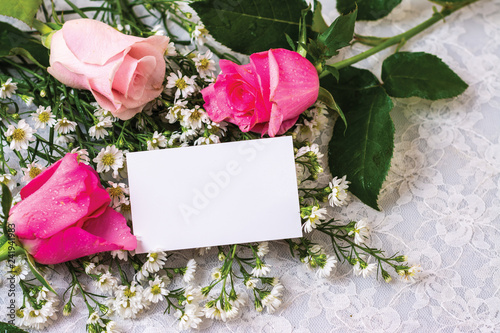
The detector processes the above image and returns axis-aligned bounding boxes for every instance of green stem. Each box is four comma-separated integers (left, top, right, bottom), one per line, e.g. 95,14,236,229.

32,19,53,35
329,0,479,72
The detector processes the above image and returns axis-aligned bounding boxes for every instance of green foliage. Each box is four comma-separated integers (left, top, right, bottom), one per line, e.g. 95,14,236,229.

0,0,42,26
317,87,346,127
318,6,357,57
1,184,12,239
190,0,311,55
312,0,328,33
382,52,468,100
0,22,49,67
326,67,395,210
337,0,402,21
0,322,29,333
429,0,471,5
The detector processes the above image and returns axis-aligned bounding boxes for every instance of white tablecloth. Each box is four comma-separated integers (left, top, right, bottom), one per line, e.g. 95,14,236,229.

1,0,499,331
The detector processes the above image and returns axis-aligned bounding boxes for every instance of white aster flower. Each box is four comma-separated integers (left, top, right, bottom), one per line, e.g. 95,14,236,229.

348,219,370,245
21,301,57,330
21,95,34,106
93,145,124,177
111,250,129,261
166,71,197,99
302,206,328,233
193,134,220,145
107,181,129,207
5,119,35,151
262,283,284,313
328,175,350,207
87,312,105,327
211,268,222,280
193,50,216,78
182,105,207,130
175,306,203,330
294,102,329,141
96,272,118,294
152,24,165,35
0,173,16,191
104,321,120,333
296,143,324,159
21,162,45,183
183,285,203,307
245,278,258,290
71,147,90,165
191,23,209,45
165,41,177,57
144,275,169,303
32,106,56,129
353,259,377,278
147,131,167,150
251,261,271,278
115,198,132,220
257,242,269,257
54,117,77,134
55,134,76,145
89,116,113,139
316,255,337,278
166,99,188,124
399,264,422,283
0,78,17,98
113,282,146,318
183,259,197,283
92,103,116,121
9,256,29,283
204,300,227,322
143,251,167,274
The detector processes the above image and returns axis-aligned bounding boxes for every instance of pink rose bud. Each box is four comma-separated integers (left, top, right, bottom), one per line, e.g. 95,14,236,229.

48,19,170,120
201,48,319,137
9,154,136,265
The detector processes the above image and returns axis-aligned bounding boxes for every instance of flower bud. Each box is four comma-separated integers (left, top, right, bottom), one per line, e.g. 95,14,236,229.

63,303,72,316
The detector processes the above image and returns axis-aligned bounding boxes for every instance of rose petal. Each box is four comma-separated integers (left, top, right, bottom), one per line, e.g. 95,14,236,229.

62,19,142,65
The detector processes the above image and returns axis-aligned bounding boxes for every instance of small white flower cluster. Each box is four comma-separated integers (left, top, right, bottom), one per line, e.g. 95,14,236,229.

398,264,422,283
294,102,329,142
21,162,46,183
260,283,284,313
328,175,350,207
302,205,328,233
191,23,210,45
93,145,126,179
175,286,204,330
353,257,377,278
4,255,29,283
348,219,370,245
0,77,17,99
0,173,16,191
5,119,35,151
302,245,337,278
15,286,59,330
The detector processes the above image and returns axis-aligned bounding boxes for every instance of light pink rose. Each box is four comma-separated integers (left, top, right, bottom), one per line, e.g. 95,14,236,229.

9,153,136,265
201,48,319,137
48,19,170,120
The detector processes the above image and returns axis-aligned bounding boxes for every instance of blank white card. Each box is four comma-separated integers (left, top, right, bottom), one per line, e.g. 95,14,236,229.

127,136,302,253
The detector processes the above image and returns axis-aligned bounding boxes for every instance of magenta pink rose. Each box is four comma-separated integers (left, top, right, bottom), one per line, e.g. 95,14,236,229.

48,19,170,120
9,154,136,265
201,48,319,137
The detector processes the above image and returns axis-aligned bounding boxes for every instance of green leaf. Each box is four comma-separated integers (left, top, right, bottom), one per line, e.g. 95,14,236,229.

0,0,42,26
190,0,311,55
317,87,347,128
325,67,395,210
381,52,468,100
312,0,329,33
318,6,357,57
24,250,57,294
0,22,49,67
1,183,12,221
429,0,470,5
337,0,402,21
0,322,29,333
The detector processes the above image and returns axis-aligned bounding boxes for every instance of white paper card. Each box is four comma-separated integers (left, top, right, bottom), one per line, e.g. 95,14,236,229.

127,136,302,253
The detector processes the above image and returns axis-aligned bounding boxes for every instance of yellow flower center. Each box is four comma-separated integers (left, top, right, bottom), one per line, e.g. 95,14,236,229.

16,309,24,318
38,112,50,123
108,187,123,197
29,167,41,179
190,109,201,121
11,265,22,276
199,28,209,36
101,153,115,166
149,253,158,261
11,128,25,141
151,285,161,295
199,58,210,70
175,78,187,90
124,288,136,298
121,203,131,213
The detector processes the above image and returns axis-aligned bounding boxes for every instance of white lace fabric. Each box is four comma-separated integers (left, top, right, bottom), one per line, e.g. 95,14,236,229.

1,0,500,331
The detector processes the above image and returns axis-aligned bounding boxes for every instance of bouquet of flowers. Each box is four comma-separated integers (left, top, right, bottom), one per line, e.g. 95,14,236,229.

0,0,477,331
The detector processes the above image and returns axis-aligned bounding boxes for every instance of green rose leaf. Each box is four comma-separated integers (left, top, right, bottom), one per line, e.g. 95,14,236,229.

0,22,49,67
24,250,57,294
325,67,395,210
1,183,12,238
190,0,311,55
337,0,402,21
318,6,357,57
382,52,468,100
0,0,42,26
312,0,329,33
0,322,29,333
